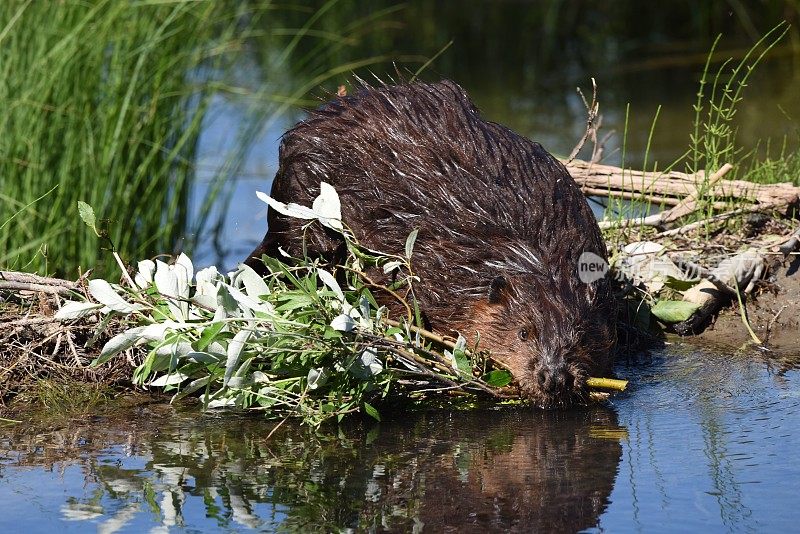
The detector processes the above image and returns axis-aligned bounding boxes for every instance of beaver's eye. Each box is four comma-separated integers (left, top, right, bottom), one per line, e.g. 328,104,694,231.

518,329,529,341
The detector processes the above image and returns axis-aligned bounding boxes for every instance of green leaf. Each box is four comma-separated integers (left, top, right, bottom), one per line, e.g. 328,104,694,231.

362,287,379,310
405,228,419,259
197,322,225,351
363,402,381,421
275,293,316,312
77,201,99,236
483,369,513,387
651,300,702,323
453,349,471,376
323,327,343,339
663,276,700,292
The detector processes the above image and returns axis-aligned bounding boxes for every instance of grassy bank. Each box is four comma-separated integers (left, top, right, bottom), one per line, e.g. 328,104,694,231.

0,0,245,277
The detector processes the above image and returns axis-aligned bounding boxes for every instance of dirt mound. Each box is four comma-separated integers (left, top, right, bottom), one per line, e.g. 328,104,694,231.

695,256,800,354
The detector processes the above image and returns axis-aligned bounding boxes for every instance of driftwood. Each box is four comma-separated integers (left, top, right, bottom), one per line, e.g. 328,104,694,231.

564,159,800,220
0,271,82,297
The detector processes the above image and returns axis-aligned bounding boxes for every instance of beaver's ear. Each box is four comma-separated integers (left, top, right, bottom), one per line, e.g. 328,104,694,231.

488,276,510,305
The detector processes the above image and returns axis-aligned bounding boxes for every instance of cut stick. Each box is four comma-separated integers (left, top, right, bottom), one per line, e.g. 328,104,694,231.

659,163,733,223
586,377,628,391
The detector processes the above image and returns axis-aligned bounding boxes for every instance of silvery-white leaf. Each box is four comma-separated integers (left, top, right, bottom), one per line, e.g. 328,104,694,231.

224,282,274,315
224,329,251,387
330,314,356,332
195,265,221,289
382,260,403,274
171,256,191,318
278,246,292,258
252,371,269,383
174,253,194,289
216,283,241,318
149,372,188,387
207,341,227,357
348,305,363,320
154,260,178,296
256,190,316,219
153,261,186,321
227,376,245,388
454,334,467,352
193,293,218,311
172,376,212,401
207,397,236,409
88,279,141,314
235,263,270,298
55,301,104,320
212,304,227,322
358,296,371,327
353,347,383,378
312,182,343,231
405,228,419,259
317,268,344,301
307,367,329,390
186,351,220,364
138,320,185,341
135,259,156,289
154,341,193,359
97,326,147,362
194,263,222,308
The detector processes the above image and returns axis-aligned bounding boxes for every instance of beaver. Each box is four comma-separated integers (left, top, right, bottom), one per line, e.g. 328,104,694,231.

245,79,616,407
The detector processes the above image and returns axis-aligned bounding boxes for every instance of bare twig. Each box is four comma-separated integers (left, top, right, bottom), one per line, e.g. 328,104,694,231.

567,78,599,164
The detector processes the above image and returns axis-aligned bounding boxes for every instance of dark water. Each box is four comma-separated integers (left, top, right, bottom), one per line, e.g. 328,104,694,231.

2,342,799,532
188,1,800,269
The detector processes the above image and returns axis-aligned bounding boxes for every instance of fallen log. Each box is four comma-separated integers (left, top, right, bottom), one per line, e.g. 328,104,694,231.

564,159,800,212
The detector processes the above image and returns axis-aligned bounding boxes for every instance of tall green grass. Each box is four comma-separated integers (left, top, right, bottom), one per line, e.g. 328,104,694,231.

0,0,244,276
0,0,431,277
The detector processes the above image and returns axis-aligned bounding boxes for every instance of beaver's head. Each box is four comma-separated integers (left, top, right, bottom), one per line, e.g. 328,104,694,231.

469,273,615,408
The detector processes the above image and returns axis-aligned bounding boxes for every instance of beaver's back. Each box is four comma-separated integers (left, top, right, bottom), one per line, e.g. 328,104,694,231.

257,81,606,320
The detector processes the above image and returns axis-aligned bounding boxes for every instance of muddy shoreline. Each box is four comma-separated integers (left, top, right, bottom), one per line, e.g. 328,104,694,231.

689,257,800,353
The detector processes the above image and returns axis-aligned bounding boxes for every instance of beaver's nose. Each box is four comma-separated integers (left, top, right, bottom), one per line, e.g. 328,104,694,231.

535,364,574,394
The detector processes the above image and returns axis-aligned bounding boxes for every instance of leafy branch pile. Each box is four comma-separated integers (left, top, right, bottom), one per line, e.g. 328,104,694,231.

57,187,521,426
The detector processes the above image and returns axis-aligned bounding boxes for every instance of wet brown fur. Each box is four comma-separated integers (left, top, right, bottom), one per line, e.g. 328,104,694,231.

246,79,616,407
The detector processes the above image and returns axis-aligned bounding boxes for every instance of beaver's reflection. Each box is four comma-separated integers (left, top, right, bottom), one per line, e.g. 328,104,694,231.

0,402,624,532
366,407,624,533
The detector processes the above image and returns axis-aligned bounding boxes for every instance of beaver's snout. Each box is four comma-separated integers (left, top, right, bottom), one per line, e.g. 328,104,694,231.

534,363,575,395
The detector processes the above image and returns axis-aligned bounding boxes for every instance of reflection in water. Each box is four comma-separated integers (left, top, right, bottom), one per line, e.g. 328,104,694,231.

0,403,623,532
605,343,800,532
2,343,800,531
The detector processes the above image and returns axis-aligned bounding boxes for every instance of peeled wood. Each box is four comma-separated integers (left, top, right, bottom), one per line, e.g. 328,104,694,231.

564,159,800,211
0,270,80,297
